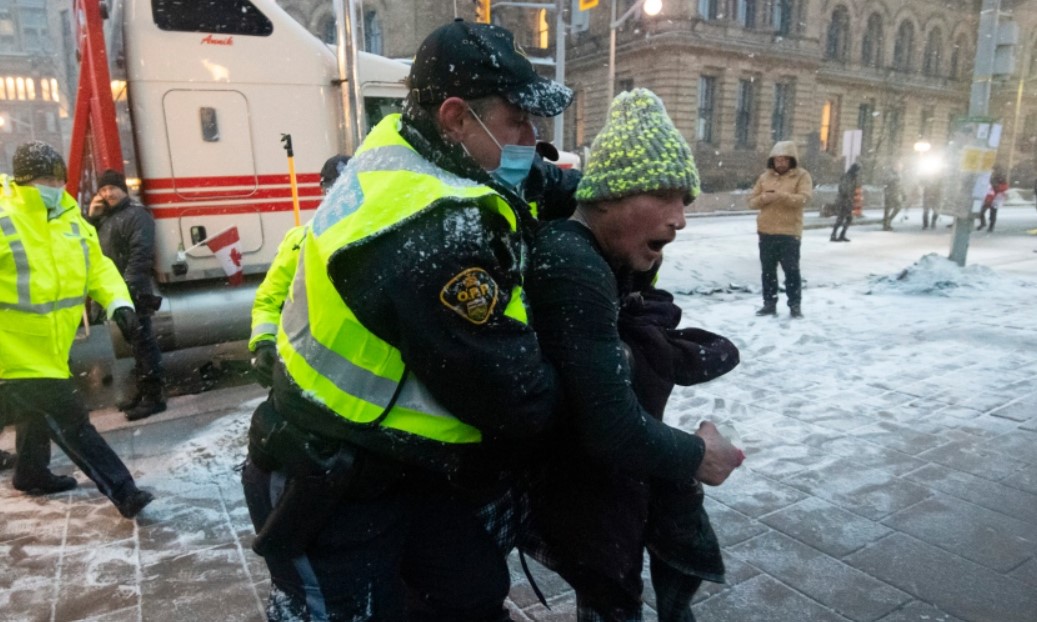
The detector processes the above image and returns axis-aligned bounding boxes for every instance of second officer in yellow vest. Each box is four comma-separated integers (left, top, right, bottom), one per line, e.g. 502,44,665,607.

241,20,572,621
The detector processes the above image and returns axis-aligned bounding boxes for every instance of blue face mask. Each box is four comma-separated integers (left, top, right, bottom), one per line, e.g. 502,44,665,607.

468,108,536,190
35,185,64,210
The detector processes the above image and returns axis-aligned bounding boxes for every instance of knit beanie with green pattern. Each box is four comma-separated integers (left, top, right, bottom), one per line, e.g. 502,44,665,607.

575,88,699,204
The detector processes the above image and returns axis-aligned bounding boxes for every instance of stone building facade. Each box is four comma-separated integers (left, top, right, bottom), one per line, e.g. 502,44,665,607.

280,1,1036,189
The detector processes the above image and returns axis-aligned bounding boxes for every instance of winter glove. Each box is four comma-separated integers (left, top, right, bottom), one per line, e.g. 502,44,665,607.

112,307,141,344
666,328,740,386
252,341,277,388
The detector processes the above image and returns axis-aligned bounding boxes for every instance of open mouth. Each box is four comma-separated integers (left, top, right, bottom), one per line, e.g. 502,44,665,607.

647,239,669,253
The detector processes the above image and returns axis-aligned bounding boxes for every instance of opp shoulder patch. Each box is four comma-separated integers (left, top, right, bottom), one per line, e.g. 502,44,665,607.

440,268,499,325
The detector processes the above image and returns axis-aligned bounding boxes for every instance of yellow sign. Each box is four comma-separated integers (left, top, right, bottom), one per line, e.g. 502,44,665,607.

580,0,599,10
959,147,997,173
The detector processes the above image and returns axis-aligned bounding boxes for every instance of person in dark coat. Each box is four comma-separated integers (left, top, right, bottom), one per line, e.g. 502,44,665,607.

831,162,860,242
522,89,744,622
882,161,905,231
91,169,165,421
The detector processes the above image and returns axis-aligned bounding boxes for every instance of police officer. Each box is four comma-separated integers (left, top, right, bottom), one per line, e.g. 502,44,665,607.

0,141,154,518
241,20,571,621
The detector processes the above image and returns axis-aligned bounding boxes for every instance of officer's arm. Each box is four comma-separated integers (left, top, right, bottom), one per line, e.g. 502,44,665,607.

80,215,134,314
250,226,305,351
330,204,559,440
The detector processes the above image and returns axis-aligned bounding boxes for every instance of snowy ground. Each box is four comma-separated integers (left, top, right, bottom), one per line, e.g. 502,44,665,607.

1,205,1035,621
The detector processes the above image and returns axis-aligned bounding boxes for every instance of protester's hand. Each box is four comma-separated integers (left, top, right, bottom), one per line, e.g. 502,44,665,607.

252,341,277,388
694,420,745,486
112,307,140,343
88,194,106,218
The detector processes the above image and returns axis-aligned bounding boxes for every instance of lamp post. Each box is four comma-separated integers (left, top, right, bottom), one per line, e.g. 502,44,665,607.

607,0,662,104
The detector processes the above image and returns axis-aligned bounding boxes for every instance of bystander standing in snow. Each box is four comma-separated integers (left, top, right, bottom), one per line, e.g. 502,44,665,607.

831,162,861,242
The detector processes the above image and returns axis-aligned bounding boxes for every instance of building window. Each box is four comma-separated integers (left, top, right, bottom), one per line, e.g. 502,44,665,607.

736,0,756,28
858,101,875,152
735,78,756,148
769,0,792,36
618,78,635,94
698,0,720,20
697,76,717,143
819,97,839,154
919,106,934,140
771,82,793,142
20,7,48,52
318,15,335,45
893,21,915,72
0,10,16,53
923,28,943,76
885,106,903,153
861,13,884,68
825,6,850,61
364,10,383,55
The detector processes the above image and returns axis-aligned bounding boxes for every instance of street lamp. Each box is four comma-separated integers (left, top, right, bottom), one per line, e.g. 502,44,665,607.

607,0,663,103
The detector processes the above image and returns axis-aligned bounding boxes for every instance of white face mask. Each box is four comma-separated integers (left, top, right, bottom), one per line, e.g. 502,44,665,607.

467,107,537,190
35,185,64,210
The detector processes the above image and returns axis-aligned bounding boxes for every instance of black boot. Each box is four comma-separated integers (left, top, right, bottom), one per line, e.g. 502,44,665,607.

755,302,777,316
790,305,803,318
116,488,155,519
125,380,166,422
117,390,142,412
0,448,15,471
13,472,78,495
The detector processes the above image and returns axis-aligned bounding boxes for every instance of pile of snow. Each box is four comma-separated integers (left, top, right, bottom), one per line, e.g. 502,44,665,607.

866,253,1007,296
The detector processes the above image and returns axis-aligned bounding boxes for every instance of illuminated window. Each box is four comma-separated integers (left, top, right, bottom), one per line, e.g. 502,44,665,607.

535,9,549,49
0,79,6,100
5,78,14,100
16,77,25,100
42,78,50,101
51,78,59,103
819,98,840,153
26,78,35,100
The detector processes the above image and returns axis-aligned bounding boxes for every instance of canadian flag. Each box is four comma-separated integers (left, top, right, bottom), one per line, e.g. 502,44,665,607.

204,226,244,286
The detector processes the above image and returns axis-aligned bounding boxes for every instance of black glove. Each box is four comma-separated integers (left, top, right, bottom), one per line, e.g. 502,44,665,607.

112,307,140,343
252,341,277,388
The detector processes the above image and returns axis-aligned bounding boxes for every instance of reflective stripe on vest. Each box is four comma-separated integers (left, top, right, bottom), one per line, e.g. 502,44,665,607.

0,213,89,314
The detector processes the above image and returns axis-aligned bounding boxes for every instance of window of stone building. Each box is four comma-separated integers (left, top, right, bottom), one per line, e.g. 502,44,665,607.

735,78,756,148
0,10,14,53
533,9,550,49
771,81,793,142
922,28,943,77
825,6,850,62
19,6,47,52
861,13,884,68
767,0,793,36
819,97,840,154
699,0,720,20
736,0,757,28
697,76,717,143
919,106,934,140
858,101,875,152
885,106,903,153
893,21,915,72
364,10,384,55
319,14,335,45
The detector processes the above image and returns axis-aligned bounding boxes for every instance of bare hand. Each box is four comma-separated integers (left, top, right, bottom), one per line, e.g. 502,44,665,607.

694,420,744,486
88,194,106,217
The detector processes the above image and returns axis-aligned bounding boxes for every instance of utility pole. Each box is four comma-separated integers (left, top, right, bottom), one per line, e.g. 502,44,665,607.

950,0,1008,266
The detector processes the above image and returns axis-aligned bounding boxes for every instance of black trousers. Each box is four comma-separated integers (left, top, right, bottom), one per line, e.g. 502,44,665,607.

758,233,802,307
242,459,514,622
0,378,137,504
131,312,164,386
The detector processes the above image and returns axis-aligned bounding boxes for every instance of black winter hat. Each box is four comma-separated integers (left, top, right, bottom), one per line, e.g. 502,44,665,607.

12,141,67,184
97,169,128,193
319,155,350,188
408,19,572,118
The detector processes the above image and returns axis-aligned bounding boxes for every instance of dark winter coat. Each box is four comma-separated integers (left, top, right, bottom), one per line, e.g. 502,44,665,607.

837,164,861,216
92,196,159,310
523,220,739,615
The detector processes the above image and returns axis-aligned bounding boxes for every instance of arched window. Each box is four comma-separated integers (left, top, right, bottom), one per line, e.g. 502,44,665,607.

949,34,968,79
922,28,943,76
893,21,915,72
770,0,793,36
861,13,884,68
825,6,850,61
364,10,383,56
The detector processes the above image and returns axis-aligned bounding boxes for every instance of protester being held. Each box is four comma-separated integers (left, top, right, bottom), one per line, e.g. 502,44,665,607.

240,19,572,621
748,139,813,318
831,162,861,242
0,141,154,518
882,161,905,231
249,154,351,387
521,88,744,622
90,169,166,421
977,165,1008,232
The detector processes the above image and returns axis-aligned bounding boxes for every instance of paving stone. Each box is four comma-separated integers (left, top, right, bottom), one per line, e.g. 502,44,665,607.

874,600,964,622
692,574,851,622
780,456,932,521
806,436,928,476
881,493,1037,572
915,437,1030,482
707,501,769,547
903,463,1037,523
852,421,950,455
844,533,1037,622
704,471,806,519
729,531,909,621
52,582,138,622
139,579,264,622
761,497,892,558
1008,556,1037,588
1001,461,1037,495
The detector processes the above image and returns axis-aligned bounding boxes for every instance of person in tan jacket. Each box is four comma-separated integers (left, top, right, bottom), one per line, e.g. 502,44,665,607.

748,140,813,318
